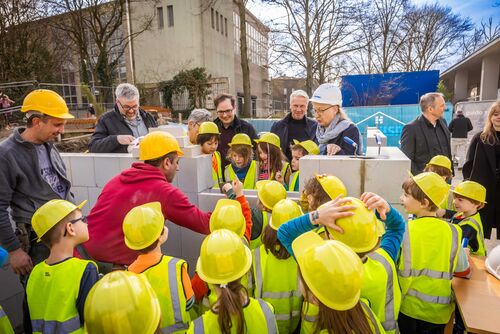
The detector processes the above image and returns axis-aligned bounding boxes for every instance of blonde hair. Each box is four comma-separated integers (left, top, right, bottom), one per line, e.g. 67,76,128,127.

480,100,500,145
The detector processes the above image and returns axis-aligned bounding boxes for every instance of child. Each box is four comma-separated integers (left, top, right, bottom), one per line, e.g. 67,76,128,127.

124,202,193,332
289,139,320,191
26,200,99,333
224,133,257,189
300,174,347,212
196,121,222,188
252,199,303,334
424,155,454,209
255,132,291,185
291,231,384,333
398,172,470,332
451,181,487,256
84,271,161,334
249,180,287,249
188,229,278,333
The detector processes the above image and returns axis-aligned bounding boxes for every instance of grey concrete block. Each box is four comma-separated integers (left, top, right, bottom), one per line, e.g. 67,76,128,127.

161,221,182,258
88,187,103,209
94,156,121,187
175,136,191,148
149,125,185,137
180,228,205,261
298,156,320,192
60,154,72,184
319,157,363,198
71,187,90,215
177,155,212,192
182,145,202,157
197,192,226,211
69,155,96,187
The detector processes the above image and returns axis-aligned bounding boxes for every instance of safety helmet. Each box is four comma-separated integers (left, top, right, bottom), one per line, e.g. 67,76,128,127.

21,89,74,119
139,131,184,161
196,229,252,284
255,132,281,149
316,174,347,200
309,84,342,106
321,197,384,253
123,202,165,250
84,271,161,334
293,231,363,310
293,139,320,155
228,133,252,147
197,121,220,136
256,180,287,211
270,199,303,230
32,199,87,241
409,171,450,207
209,199,245,237
486,245,500,280
452,181,487,204
426,155,452,172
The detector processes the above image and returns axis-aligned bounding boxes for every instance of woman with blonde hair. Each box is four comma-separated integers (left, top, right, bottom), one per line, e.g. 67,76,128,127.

463,100,500,240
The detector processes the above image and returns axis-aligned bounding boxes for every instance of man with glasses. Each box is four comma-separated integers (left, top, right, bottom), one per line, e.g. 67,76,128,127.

89,83,157,153
213,93,257,169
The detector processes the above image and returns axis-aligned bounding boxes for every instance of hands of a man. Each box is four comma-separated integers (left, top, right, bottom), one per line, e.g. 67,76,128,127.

117,135,135,145
9,248,33,276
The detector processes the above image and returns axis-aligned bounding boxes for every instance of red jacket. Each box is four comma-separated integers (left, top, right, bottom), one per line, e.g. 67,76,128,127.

80,162,211,265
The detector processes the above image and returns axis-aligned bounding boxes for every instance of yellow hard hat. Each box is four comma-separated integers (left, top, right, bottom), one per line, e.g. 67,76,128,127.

410,171,450,207
293,139,320,155
292,231,363,311
228,133,252,147
84,271,161,334
316,174,347,199
123,202,165,250
197,121,220,136
196,229,252,284
270,199,303,230
256,180,287,210
32,199,87,241
426,155,452,172
209,199,245,237
21,89,74,119
255,132,281,149
452,181,487,204
322,197,384,253
140,131,184,161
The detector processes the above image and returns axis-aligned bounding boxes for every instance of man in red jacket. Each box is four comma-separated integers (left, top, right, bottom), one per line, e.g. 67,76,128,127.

77,131,211,268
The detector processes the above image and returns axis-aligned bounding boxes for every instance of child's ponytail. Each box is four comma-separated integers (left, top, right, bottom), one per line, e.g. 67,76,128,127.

216,280,247,334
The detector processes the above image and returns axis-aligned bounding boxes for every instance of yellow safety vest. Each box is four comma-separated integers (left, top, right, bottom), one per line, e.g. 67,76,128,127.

267,162,291,181
225,161,257,189
141,255,191,333
457,212,486,256
26,258,96,334
300,299,384,334
211,151,223,189
253,245,302,334
397,217,461,324
0,306,14,334
249,211,269,250
362,248,401,334
188,298,278,334
289,171,300,192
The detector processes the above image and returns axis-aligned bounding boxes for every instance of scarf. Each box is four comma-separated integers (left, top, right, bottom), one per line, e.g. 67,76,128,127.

316,114,352,151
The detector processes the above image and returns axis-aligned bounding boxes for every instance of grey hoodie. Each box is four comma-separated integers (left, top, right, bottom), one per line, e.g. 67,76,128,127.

0,128,72,252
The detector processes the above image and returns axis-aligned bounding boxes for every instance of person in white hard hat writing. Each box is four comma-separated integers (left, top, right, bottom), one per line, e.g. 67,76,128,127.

309,83,361,155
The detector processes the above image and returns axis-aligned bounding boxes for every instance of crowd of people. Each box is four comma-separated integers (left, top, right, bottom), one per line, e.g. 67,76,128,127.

0,84,499,334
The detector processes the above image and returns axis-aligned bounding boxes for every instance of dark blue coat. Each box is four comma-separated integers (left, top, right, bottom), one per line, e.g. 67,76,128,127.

270,113,318,160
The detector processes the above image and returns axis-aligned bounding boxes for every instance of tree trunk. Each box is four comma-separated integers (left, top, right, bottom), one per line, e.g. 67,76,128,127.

236,0,252,118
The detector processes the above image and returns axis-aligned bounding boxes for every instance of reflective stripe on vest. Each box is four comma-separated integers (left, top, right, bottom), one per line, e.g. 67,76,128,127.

360,302,381,334
0,308,6,318
249,212,269,250
289,171,299,192
31,315,81,334
0,306,13,334
458,215,486,256
257,299,278,334
211,151,223,188
365,250,399,333
165,257,189,333
192,317,204,334
225,161,257,189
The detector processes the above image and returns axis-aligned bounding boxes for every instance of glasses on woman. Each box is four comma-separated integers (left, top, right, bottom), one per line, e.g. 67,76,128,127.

313,106,333,114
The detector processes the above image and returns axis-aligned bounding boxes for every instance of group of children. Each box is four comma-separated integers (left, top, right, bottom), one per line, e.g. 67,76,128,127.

196,121,320,191
1,145,489,333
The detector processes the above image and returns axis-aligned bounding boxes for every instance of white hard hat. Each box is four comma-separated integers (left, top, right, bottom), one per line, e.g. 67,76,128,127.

486,244,500,280
310,83,342,106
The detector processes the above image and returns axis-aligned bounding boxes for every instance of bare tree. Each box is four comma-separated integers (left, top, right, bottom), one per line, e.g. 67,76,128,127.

235,0,252,118
460,16,500,58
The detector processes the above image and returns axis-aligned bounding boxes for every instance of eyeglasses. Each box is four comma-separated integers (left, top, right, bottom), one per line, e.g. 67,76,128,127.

217,109,233,115
118,100,139,112
69,216,88,225
313,106,333,114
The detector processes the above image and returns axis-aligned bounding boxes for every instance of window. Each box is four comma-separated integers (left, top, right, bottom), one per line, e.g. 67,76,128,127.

157,7,164,29
216,11,219,31
211,8,214,29
225,17,228,37
167,5,174,27
220,13,224,34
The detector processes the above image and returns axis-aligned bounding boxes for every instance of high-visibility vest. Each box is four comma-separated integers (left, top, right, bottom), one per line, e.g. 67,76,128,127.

26,258,96,334
141,255,191,333
253,245,302,334
0,306,14,334
268,162,291,182
211,151,223,189
289,171,300,192
444,187,455,210
224,161,257,189
300,299,384,334
188,298,278,334
397,217,461,324
362,248,401,334
249,211,269,250
457,212,486,256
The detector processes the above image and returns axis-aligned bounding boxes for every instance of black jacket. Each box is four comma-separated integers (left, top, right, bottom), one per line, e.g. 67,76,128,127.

400,115,452,174
448,115,473,138
89,106,157,153
462,132,499,239
270,113,318,160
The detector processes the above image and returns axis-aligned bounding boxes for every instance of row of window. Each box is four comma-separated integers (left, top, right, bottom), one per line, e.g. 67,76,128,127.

211,8,228,37
157,5,174,29
233,12,268,67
